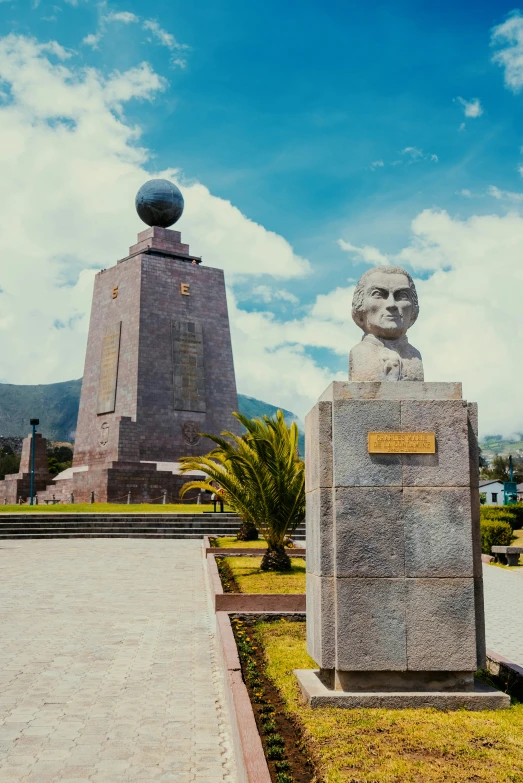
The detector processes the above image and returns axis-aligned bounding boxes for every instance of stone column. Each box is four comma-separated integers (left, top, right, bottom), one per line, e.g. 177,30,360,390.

296,381,509,709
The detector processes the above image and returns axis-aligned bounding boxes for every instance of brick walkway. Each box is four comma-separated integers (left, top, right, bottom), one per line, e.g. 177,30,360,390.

483,562,523,668
0,540,236,783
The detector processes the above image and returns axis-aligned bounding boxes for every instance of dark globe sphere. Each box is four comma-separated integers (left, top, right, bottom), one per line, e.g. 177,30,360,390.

135,179,184,228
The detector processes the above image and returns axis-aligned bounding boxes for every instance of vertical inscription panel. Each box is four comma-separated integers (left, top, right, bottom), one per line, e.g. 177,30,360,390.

172,321,206,412
97,322,122,414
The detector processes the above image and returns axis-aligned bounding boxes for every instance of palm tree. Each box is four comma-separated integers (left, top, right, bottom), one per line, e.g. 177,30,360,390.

179,410,305,571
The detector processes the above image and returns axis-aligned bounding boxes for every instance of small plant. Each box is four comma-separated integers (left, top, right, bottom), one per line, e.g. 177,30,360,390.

266,733,285,748
262,719,277,732
267,746,285,760
276,774,294,783
275,760,291,772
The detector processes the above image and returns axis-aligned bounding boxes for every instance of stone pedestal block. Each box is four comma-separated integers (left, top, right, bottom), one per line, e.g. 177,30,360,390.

302,381,498,709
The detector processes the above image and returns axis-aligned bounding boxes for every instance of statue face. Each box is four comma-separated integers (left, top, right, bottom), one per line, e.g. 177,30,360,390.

359,271,414,340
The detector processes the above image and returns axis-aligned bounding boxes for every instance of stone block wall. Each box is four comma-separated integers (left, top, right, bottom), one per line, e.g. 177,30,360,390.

305,381,485,689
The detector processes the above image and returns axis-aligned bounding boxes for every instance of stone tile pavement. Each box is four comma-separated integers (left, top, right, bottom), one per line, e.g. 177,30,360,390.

483,562,523,668
0,540,236,783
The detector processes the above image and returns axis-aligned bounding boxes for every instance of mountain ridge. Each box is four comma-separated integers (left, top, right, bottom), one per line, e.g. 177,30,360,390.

0,380,304,452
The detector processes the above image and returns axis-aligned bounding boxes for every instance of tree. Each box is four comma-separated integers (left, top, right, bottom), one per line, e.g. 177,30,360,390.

480,455,523,484
0,446,20,480
179,410,305,571
47,445,73,476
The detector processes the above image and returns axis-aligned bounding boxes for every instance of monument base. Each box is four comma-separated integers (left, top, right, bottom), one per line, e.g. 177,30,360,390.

39,462,202,504
295,669,510,710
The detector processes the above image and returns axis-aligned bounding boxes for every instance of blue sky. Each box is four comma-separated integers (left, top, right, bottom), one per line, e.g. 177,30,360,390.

0,0,523,434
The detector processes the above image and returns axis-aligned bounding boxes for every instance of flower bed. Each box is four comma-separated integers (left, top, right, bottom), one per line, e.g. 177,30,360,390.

231,616,314,783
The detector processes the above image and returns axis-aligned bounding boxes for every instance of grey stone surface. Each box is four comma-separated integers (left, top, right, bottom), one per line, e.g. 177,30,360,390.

334,487,404,577
294,669,510,710
349,267,423,382
400,400,470,487
406,578,477,671
306,383,486,691
304,401,332,493
306,575,335,669
332,399,402,487
331,668,474,692
0,540,236,783
319,380,462,402
403,487,473,577
335,579,407,670
306,488,334,577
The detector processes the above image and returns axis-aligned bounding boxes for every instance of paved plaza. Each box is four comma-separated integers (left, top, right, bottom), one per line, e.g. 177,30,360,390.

1,542,522,783
0,540,236,783
483,562,523,668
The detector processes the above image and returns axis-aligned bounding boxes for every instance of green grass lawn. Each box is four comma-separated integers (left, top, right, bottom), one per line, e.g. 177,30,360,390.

212,536,268,548
0,503,222,514
255,620,523,783
224,556,306,593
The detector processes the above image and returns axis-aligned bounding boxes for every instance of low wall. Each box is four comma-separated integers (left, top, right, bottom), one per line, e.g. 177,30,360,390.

215,611,271,783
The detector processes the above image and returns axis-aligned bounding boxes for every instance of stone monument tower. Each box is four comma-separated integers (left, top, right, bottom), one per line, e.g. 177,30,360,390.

69,179,240,502
297,265,509,709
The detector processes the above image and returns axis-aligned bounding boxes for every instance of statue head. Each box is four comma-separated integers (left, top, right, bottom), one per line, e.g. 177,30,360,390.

351,265,419,341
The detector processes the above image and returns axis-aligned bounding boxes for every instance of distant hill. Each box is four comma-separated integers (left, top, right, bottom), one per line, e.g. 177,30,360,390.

0,381,304,453
479,434,523,460
0,379,82,442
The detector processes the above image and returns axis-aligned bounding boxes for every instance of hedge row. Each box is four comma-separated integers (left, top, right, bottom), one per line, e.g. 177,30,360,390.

480,503,523,531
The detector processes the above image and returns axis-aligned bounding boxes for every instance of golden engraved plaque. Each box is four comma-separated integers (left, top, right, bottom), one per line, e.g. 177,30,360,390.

368,431,435,454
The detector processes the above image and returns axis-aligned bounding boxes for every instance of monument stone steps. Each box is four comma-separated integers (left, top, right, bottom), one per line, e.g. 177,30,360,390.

0,514,306,540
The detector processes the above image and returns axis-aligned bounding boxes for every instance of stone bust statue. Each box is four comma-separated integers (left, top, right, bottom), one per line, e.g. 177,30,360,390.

349,265,424,382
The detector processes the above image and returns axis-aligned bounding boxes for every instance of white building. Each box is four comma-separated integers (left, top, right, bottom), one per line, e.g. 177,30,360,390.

479,479,505,506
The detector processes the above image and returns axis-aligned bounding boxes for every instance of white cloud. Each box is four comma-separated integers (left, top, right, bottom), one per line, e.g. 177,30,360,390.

488,184,523,201
401,147,439,164
458,188,473,197
402,146,423,160
369,159,384,171
456,96,483,118
338,239,389,266
0,34,309,397
458,122,466,132
491,12,523,91
83,10,188,66
251,285,299,305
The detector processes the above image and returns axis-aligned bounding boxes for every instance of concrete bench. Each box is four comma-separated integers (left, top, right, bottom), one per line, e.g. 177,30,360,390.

491,546,523,567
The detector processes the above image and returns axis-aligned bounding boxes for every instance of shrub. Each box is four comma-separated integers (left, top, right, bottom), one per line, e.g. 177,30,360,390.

481,506,521,532
480,518,514,554
507,503,523,529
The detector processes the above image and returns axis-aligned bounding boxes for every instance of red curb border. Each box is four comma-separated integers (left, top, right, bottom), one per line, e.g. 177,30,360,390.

207,553,306,613
203,535,306,558
216,611,272,783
